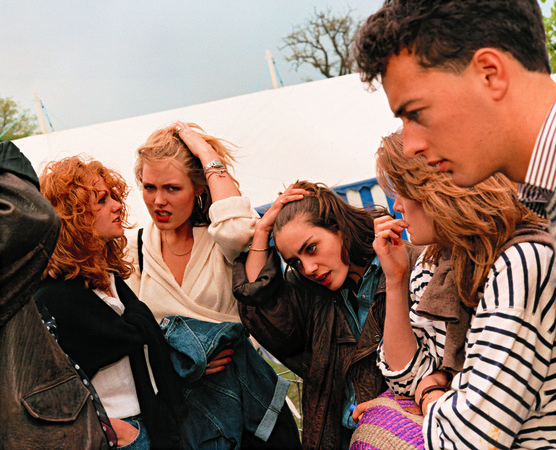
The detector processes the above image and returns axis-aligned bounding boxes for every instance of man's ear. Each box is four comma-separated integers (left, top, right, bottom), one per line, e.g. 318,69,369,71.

470,48,509,101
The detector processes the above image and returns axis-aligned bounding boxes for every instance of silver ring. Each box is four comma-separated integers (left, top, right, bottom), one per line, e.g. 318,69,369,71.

176,126,182,132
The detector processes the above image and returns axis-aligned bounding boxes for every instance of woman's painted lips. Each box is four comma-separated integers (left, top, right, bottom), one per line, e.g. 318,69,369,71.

155,210,171,222
317,272,331,287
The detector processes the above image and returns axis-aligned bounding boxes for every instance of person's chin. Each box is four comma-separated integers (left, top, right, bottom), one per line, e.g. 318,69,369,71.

326,279,341,291
408,236,423,246
450,169,489,188
152,216,171,227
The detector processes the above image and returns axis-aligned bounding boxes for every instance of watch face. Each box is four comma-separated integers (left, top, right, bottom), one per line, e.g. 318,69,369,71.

206,160,225,170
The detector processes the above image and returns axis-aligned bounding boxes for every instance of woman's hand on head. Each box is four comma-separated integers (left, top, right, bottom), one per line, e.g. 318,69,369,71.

256,184,307,235
246,184,307,281
172,121,214,160
373,215,409,284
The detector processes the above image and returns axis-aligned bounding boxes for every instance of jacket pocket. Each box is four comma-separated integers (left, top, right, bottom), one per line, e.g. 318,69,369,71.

21,375,90,422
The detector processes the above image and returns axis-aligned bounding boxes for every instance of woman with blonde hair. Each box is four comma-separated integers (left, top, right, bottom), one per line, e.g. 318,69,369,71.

350,130,556,449
127,122,301,449
35,156,183,449
127,121,256,327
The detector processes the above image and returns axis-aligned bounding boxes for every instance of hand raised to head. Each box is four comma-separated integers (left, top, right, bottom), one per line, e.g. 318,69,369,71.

256,184,308,235
171,121,213,159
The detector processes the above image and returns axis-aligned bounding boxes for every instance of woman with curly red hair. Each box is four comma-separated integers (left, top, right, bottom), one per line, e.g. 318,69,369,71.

35,155,183,449
40,157,133,290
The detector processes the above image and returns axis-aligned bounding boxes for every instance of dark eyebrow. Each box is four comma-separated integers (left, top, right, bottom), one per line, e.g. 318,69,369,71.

298,237,312,255
394,99,415,118
283,236,312,266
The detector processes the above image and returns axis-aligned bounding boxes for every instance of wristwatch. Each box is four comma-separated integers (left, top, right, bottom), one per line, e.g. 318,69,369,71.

203,159,225,172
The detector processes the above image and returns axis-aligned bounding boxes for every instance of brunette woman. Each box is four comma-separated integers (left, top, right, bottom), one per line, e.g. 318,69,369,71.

233,180,422,449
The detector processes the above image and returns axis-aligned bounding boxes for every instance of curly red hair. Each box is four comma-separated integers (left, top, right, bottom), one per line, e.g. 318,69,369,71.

39,155,133,290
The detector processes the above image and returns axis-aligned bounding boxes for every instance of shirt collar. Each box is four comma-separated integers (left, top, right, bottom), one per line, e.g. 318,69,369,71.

523,99,556,192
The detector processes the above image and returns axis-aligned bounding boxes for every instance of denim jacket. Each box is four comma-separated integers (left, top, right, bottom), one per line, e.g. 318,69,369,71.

160,316,291,449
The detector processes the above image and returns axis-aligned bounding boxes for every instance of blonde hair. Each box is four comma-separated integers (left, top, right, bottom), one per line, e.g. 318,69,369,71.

135,123,238,226
40,156,133,290
376,129,542,306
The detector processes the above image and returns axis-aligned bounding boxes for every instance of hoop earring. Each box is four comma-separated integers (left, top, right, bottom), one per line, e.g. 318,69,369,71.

196,195,203,210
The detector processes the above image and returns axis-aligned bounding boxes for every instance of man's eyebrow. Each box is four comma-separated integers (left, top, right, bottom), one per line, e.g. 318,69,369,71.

394,100,412,118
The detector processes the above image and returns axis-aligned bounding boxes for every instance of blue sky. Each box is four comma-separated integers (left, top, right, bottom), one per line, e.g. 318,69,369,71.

1,1,384,130
3,1,553,131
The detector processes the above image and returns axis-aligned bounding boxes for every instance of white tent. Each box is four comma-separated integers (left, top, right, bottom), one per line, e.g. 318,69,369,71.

16,74,401,226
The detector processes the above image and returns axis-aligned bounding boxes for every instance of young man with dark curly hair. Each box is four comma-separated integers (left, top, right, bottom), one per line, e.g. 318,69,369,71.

353,0,556,246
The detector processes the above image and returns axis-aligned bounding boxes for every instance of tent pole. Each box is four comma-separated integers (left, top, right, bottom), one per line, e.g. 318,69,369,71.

265,49,279,89
34,93,48,134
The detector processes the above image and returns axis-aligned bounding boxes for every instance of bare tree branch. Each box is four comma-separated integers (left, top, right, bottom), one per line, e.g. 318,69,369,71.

280,7,363,80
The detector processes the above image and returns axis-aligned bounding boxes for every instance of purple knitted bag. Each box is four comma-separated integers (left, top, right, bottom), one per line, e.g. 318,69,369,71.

350,390,424,450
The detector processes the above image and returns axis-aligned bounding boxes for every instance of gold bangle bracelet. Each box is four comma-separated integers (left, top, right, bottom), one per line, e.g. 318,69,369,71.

250,247,269,252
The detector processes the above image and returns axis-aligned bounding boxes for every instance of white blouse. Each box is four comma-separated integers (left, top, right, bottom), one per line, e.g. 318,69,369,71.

91,274,141,419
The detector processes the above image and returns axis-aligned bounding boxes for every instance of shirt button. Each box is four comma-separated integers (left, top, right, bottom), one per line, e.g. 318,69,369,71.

361,295,366,299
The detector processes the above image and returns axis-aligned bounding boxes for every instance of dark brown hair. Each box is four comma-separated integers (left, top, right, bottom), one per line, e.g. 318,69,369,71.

274,180,389,269
353,0,549,88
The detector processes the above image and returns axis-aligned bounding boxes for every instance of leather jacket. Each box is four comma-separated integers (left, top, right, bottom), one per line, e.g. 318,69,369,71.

0,142,109,449
233,247,420,449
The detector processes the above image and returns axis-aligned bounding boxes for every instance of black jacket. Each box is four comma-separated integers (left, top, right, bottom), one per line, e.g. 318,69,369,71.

34,275,183,449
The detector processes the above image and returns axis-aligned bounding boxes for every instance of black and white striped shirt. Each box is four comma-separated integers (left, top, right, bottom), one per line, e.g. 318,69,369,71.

377,242,556,449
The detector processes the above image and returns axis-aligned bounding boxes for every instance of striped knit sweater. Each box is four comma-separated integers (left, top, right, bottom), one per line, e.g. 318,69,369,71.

377,242,556,449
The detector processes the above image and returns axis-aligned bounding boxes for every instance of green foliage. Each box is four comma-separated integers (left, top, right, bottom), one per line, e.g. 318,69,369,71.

0,96,38,142
541,0,556,72
268,360,303,435
280,8,363,80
